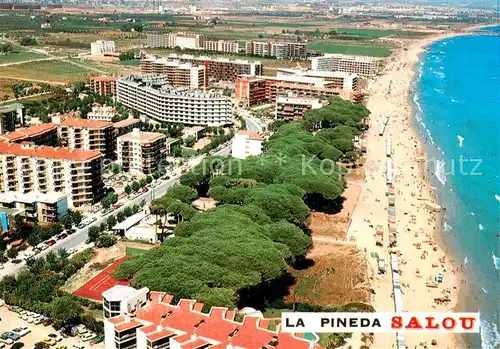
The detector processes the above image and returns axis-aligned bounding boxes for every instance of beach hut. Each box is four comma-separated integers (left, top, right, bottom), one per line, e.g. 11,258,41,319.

437,273,444,283
379,122,386,136
388,196,396,206
388,207,396,216
375,227,384,246
388,216,396,224
386,136,392,157
386,158,393,184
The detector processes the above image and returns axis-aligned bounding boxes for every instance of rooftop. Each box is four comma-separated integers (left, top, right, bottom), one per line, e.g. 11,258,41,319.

118,129,166,144
0,191,67,205
0,123,57,142
0,102,23,113
277,68,358,79
90,75,116,82
183,126,204,133
113,118,140,129
0,142,103,162
61,118,113,129
141,58,206,70
102,285,142,302
236,130,265,141
106,286,323,349
165,53,262,66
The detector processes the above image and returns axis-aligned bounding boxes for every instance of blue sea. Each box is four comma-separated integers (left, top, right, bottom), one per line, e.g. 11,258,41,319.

412,30,500,349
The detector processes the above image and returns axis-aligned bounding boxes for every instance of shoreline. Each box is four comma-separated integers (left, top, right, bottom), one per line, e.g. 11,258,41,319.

348,31,471,349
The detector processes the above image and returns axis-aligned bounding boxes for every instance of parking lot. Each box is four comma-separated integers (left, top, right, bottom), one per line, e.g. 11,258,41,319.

0,306,103,349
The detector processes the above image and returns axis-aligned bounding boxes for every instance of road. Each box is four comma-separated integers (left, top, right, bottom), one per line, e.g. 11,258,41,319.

0,145,231,278
0,57,56,67
244,117,263,133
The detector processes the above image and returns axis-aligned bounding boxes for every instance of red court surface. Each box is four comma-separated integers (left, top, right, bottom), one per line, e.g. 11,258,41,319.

73,256,130,301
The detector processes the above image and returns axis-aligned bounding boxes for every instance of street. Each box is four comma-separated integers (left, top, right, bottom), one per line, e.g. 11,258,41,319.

0,145,231,278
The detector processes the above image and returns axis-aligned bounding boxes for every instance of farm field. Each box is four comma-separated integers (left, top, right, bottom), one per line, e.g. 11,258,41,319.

0,50,46,64
308,41,393,57
222,19,320,28
0,60,93,83
333,27,431,39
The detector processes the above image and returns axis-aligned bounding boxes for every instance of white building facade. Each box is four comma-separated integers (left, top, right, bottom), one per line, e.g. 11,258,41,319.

231,130,264,159
116,76,233,126
311,53,379,77
91,40,116,55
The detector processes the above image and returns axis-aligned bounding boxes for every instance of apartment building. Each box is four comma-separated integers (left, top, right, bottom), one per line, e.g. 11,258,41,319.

102,286,149,319
235,74,354,107
276,96,325,121
277,68,359,90
117,128,167,175
103,285,324,349
113,119,141,137
139,59,207,89
163,53,263,83
90,76,117,97
202,39,239,54
116,75,233,126
0,123,58,146
59,118,116,159
146,33,203,50
0,142,105,208
0,103,24,134
311,54,380,77
91,40,116,55
0,191,68,223
231,130,264,159
87,105,117,122
245,41,307,59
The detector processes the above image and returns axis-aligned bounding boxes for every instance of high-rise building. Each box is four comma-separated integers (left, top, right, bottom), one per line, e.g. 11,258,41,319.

87,106,117,122
160,54,263,83
202,39,240,54
146,33,204,50
0,142,105,208
89,76,117,97
311,54,380,77
117,128,167,175
58,118,116,160
276,68,359,90
276,96,325,121
0,191,68,224
245,41,307,59
0,103,24,134
117,75,233,126
139,59,207,89
231,130,265,159
90,40,116,55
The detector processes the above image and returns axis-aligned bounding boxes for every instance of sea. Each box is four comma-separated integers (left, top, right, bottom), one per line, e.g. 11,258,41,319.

411,27,500,349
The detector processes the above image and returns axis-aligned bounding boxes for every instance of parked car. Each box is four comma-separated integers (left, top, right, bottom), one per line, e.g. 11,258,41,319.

12,326,30,337
92,336,104,344
43,338,57,346
47,334,62,343
72,343,85,349
27,314,42,323
0,342,5,349
80,333,96,342
42,319,53,327
0,299,4,307
46,240,56,247
3,331,20,341
56,346,67,349
0,337,13,345
56,233,67,240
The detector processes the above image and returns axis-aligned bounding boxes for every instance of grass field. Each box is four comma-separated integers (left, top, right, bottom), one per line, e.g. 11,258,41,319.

334,28,430,39
308,42,392,57
223,19,320,28
0,60,92,83
0,51,46,64
125,246,148,257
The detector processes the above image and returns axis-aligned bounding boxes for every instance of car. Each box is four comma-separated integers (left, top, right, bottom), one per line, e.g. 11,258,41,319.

3,331,20,341
92,335,104,344
43,338,57,346
72,342,85,349
69,228,77,234
21,312,33,321
56,233,67,240
80,333,96,342
113,203,123,209
68,248,77,255
12,326,30,337
0,337,13,345
24,251,35,260
46,240,56,246
42,319,53,327
0,299,4,307
37,242,49,251
0,342,5,349
47,334,62,342
28,313,42,323
56,346,67,349
33,316,45,325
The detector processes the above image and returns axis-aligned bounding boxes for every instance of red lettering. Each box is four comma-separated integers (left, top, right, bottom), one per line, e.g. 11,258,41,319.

406,317,423,330
460,317,476,330
391,316,403,329
442,317,457,330
425,317,440,329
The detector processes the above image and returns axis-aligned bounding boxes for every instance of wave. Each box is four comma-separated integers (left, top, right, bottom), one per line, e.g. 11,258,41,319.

471,212,476,216
457,135,464,147
464,255,469,266
433,88,444,94
443,221,453,231
479,224,485,231
435,159,447,186
495,194,500,202
493,254,500,271
451,98,458,103
480,319,500,349
434,71,446,79
413,93,423,113
482,287,488,294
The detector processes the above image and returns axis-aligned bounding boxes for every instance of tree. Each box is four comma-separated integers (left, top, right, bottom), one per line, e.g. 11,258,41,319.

96,235,117,248
87,226,101,242
107,215,117,230
119,50,135,61
6,248,18,259
146,175,153,184
111,164,121,174
0,252,8,264
131,181,141,193
19,36,37,46
124,184,132,195
326,333,351,348
165,185,198,203
50,296,83,326
183,135,196,147
0,42,13,53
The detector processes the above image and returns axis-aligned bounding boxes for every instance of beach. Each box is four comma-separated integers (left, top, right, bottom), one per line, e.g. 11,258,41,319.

347,32,469,349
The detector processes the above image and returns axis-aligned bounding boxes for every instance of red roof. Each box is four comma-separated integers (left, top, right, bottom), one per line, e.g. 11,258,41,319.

61,118,113,129
0,142,103,162
115,319,143,332
0,123,57,142
237,130,265,141
113,118,140,128
108,291,325,349
90,75,116,82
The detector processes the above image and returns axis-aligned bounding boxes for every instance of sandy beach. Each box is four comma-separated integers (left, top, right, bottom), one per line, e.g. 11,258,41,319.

347,32,472,349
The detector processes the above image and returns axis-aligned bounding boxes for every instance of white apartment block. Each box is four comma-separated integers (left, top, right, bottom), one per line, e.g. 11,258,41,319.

246,41,307,59
117,75,233,126
276,96,325,121
202,39,239,54
311,54,380,77
231,130,264,159
87,105,117,122
139,60,206,89
246,41,270,57
276,68,359,90
91,40,116,55
102,286,149,319
0,142,105,208
117,128,167,175
146,33,203,50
